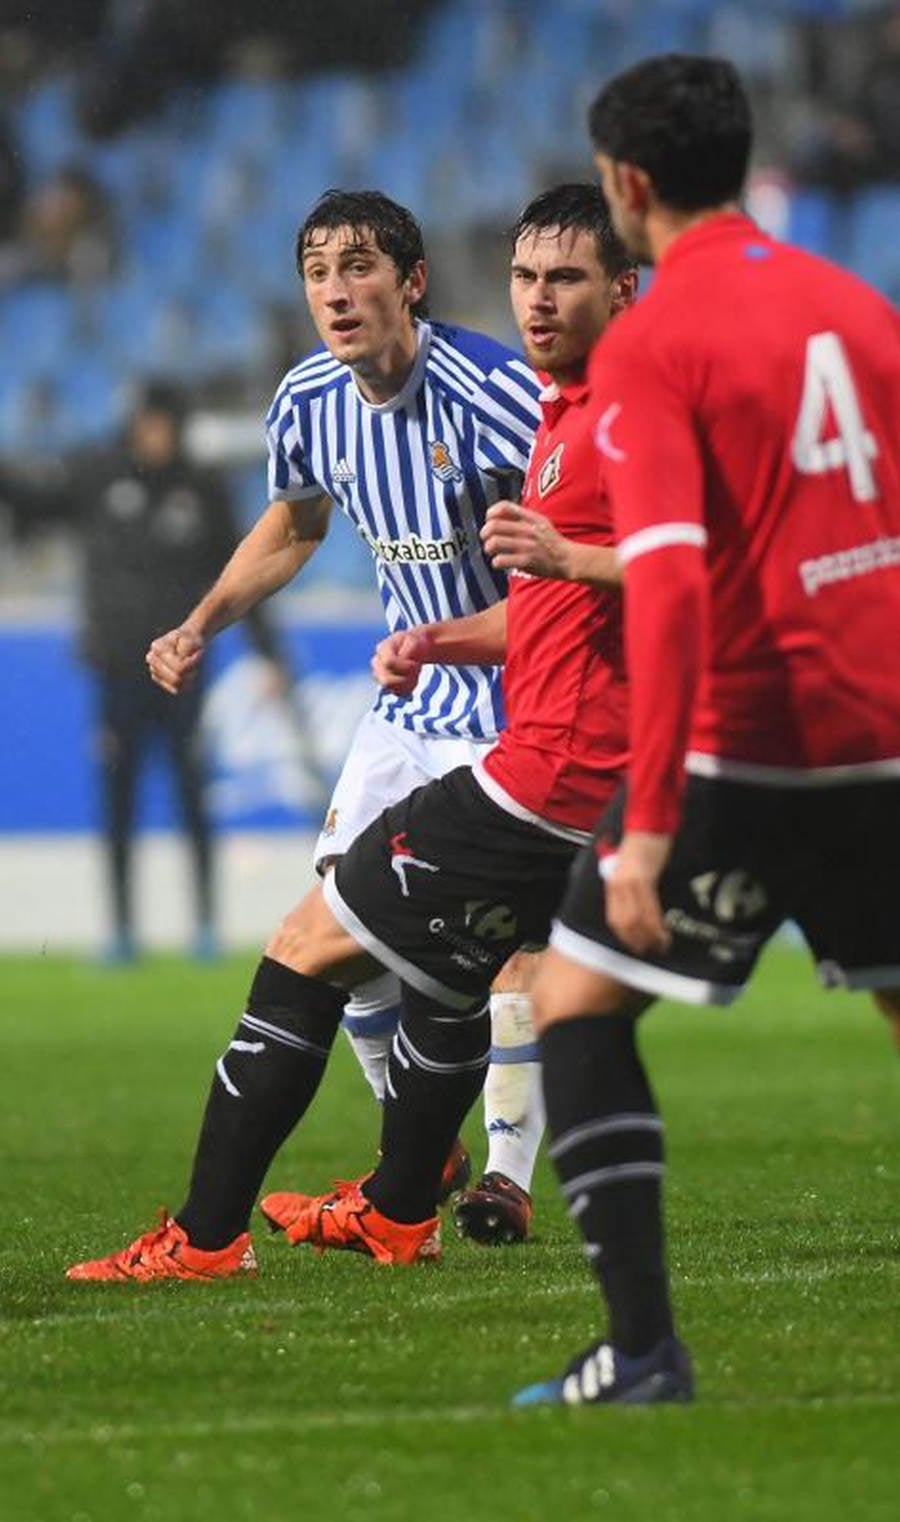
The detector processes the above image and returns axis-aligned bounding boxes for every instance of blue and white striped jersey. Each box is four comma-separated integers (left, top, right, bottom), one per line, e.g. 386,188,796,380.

267,320,541,740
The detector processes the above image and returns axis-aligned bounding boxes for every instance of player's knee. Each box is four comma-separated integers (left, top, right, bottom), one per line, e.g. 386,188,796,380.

872,990,900,1051
873,989,900,1017
530,950,642,1033
491,947,542,995
265,882,373,987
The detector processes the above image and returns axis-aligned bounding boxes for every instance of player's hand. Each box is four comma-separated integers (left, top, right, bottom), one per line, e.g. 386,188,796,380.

481,501,574,580
605,831,673,957
146,626,206,695
371,630,432,694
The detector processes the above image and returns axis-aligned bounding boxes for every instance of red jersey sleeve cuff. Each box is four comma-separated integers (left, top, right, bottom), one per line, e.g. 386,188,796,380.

623,799,684,836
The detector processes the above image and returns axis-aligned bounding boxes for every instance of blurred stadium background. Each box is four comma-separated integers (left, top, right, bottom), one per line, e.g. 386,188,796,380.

3,0,899,953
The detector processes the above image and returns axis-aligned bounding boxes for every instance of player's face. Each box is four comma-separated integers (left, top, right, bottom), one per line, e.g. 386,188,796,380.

130,408,179,467
510,226,630,383
301,226,426,369
594,154,652,262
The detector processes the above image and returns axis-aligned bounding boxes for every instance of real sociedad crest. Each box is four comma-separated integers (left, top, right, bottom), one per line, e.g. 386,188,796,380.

429,439,464,483
537,443,564,497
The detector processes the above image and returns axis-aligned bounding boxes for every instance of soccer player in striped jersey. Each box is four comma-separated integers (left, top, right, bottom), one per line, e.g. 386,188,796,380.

67,190,545,1282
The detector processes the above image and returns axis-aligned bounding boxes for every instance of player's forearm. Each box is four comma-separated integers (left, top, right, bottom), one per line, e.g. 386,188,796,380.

623,549,707,834
565,542,622,588
182,500,322,641
421,601,508,665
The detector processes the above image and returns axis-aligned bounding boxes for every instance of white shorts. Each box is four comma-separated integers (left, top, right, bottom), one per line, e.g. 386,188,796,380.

313,709,495,873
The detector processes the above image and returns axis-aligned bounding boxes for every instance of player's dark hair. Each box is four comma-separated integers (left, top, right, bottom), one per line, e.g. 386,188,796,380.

511,183,635,278
133,379,186,425
296,188,429,317
588,55,752,212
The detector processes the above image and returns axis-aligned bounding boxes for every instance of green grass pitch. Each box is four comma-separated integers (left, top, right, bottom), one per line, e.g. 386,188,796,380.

2,946,899,1522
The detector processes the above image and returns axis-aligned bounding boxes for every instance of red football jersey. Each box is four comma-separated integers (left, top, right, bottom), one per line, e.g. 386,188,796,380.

478,373,628,834
590,213,900,834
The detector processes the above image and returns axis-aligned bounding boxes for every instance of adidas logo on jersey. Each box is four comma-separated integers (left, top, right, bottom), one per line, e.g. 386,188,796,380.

331,458,357,485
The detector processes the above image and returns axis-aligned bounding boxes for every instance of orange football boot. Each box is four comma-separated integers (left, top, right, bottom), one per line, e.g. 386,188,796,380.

275,1135,468,1220
260,1182,441,1264
66,1211,258,1281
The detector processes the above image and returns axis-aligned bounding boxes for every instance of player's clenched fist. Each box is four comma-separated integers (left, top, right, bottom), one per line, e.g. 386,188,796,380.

481,500,574,580
372,630,433,694
146,626,206,695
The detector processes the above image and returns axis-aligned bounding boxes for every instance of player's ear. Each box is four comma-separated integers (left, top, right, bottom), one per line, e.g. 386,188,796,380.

404,259,427,311
610,268,639,314
618,162,652,214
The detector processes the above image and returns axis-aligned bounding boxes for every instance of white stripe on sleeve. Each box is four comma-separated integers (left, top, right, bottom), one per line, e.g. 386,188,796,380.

617,522,708,566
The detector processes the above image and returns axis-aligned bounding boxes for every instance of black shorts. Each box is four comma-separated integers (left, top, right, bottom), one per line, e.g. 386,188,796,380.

553,775,900,1005
324,766,579,1009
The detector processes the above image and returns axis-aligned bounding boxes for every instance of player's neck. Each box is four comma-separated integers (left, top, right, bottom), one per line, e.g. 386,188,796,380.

352,325,421,405
646,201,743,265
545,361,587,391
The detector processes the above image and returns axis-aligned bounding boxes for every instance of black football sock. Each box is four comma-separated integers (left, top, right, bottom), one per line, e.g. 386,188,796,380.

176,957,346,1249
363,988,490,1224
540,1013,673,1358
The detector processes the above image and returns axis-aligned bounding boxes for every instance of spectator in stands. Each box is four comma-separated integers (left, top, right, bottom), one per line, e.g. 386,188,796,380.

789,2,900,190
0,107,24,284
853,4,900,181
19,163,117,285
74,381,288,962
78,0,440,137
0,108,22,237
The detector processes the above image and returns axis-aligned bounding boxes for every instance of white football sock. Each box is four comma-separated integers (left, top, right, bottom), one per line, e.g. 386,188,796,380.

482,992,544,1193
341,970,402,1103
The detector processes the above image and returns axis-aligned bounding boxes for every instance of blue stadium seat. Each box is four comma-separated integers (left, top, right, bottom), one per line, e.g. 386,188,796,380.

526,4,595,64
197,285,267,376
91,134,148,208
164,140,234,242
101,280,208,382
415,0,484,77
785,188,838,257
0,372,80,458
372,133,430,221
288,75,381,190
0,287,74,378
98,278,158,369
15,75,87,177
227,206,301,303
845,185,900,298
617,9,707,61
392,66,463,142
59,353,127,444
92,125,202,219
445,128,532,227
207,80,292,153
126,208,202,295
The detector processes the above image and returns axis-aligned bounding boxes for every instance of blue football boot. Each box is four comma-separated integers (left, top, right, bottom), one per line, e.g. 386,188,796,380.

513,1334,694,1408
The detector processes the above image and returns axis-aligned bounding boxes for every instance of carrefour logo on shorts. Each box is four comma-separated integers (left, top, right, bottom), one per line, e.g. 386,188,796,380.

360,526,470,564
